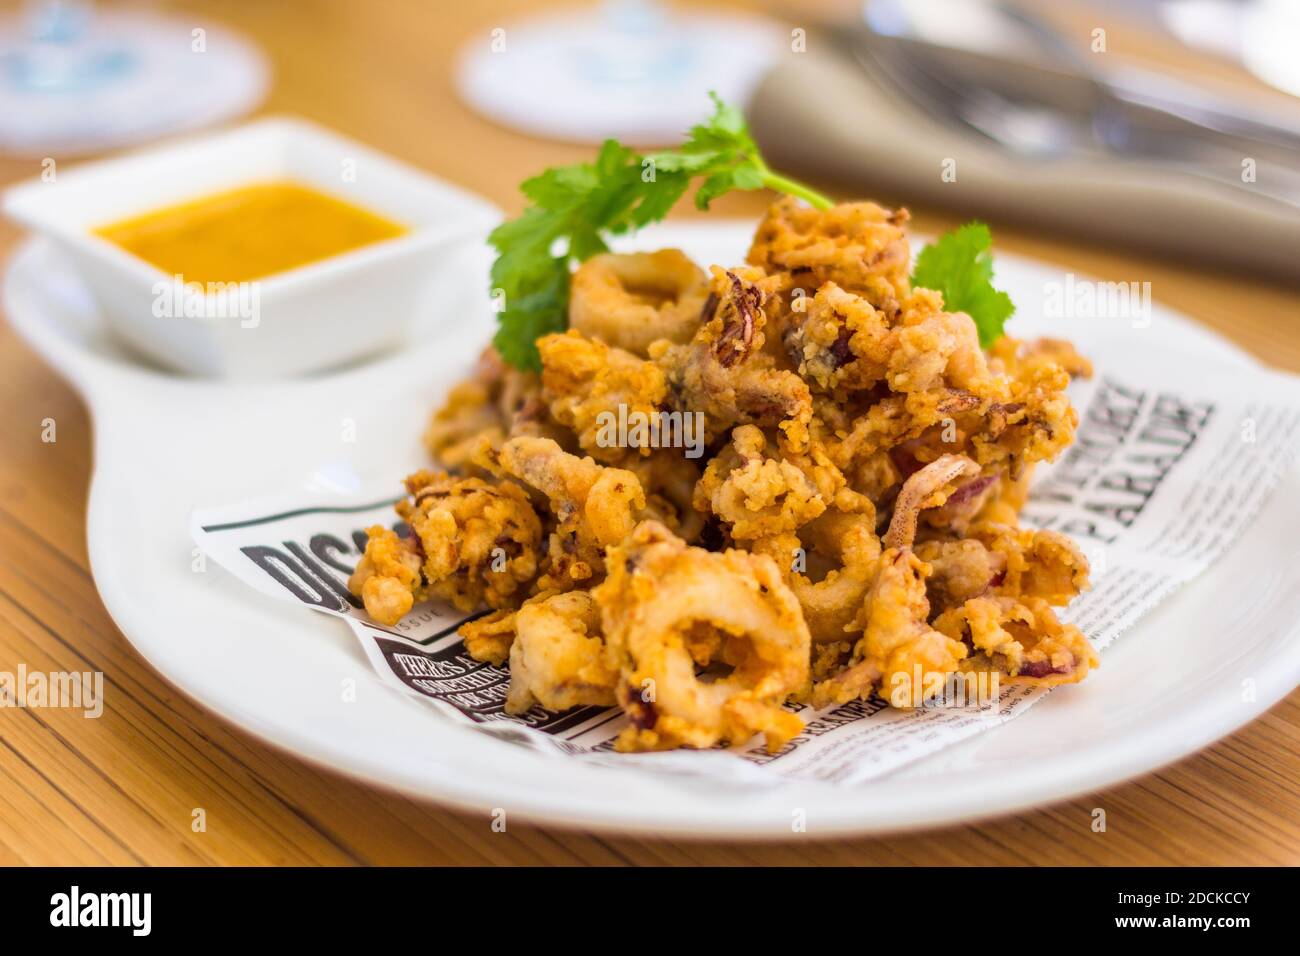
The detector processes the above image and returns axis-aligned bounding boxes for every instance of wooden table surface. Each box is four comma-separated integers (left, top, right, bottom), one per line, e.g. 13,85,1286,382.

1,0,1297,866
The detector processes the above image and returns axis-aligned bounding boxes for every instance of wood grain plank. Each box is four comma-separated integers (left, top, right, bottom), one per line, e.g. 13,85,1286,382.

0,0,1296,866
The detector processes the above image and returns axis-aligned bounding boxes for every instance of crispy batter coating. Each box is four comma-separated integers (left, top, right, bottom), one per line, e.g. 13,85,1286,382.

350,470,543,623
569,250,710,355
828,368,1077,486
498,436,646,592
936,595,1097,686
913,538,1004,615
651,266,813,450
787,283,992,400
354,198,1100,751
458,608,518,666
753,507,881,646
990,335,1094,381
595,521,809,752
812,548,967,708
349,524,424,627
400,470,543,612
969,356,1079,478
748,197,912,308
694,425,825,541
966,522,1091,605
505,591,618,713
537,330,670,464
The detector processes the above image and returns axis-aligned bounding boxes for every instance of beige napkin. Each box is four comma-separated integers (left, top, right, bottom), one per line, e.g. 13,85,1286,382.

747,48,1299,282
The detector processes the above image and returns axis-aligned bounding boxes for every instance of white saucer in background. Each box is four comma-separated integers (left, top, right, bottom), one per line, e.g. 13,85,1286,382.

456,5,786,145
0,10,268,156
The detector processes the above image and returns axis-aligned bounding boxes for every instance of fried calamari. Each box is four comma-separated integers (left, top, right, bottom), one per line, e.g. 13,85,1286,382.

747,197,911,307
353,198,1098,754
595,521,809,752
496,436,646,592
650,266,813,450
505,590,618,714
537,330,669,464
349,470,543,624
569,249,709,356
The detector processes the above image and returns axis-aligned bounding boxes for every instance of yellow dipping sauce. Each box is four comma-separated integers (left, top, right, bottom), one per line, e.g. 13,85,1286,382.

94,180,407,284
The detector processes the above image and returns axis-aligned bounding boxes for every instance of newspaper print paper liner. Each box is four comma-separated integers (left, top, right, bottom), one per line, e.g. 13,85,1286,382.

9,219,1300,833
178,243,1300,780
190,351,1300,785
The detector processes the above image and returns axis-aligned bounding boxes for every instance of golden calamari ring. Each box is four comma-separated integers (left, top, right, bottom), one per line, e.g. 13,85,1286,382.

568,249,710,356
753,508,881,646
594,521,810,752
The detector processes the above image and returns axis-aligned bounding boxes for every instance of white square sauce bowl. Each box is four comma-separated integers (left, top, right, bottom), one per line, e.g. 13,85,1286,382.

3,116,500,379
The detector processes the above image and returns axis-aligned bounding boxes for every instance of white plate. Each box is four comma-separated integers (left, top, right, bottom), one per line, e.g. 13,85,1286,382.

7,221,1300,838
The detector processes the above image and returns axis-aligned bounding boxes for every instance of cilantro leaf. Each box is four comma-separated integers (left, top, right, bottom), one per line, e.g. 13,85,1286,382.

629,170,690,227
489,94,832,369
490,256,569,371
910,222,1015,348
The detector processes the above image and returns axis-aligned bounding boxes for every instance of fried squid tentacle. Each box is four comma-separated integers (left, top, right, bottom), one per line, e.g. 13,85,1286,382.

812,548,967,708
495,436,647,592
651,267,814,450
884,453,982,551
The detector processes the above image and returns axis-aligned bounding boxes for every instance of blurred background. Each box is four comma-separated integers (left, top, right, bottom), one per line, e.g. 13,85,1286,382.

0,0,1297,281
1,0,1298,869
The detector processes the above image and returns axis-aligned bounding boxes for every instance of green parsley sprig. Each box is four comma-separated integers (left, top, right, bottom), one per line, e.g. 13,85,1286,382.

488,93,832,370
910,221,1015,348
488,96,1015,368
